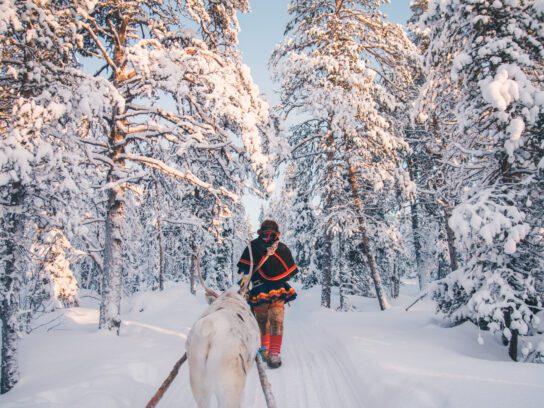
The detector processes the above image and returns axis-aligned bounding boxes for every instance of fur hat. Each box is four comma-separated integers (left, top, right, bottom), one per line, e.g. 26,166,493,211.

258,219,280,235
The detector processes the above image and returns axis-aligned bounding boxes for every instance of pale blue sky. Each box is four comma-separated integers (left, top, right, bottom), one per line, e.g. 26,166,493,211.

236,1,412,230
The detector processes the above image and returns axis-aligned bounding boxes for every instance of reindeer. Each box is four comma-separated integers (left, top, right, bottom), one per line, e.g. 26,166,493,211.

186,289,259,408
185,243,277,408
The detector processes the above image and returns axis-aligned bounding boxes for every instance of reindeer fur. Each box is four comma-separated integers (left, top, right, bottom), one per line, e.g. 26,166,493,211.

186,289,260,408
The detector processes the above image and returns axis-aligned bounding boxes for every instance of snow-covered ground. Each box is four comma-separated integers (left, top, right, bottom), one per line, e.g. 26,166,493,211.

1,281,543,408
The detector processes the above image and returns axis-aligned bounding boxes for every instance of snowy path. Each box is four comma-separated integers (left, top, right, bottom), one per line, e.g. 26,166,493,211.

247,302,370,408
162,290,372,408
276,321,369,407
1,282,543,408
160,286,451,408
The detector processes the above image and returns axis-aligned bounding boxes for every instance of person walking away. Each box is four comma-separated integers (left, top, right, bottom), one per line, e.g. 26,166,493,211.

237,220,298,368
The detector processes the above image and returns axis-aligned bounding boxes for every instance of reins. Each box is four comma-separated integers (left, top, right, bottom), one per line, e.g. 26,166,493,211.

239,239,280,297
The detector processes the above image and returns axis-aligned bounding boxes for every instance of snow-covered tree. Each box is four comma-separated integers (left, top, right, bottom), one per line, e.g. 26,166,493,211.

272,0,417,310
1,0,276,392
425,0,544,361
31,229,80,311
70,0,276,332
404,0,453,290
0,0,94,392
409,0,469,285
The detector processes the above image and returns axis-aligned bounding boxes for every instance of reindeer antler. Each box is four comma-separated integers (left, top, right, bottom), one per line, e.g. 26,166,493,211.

196,252,219,299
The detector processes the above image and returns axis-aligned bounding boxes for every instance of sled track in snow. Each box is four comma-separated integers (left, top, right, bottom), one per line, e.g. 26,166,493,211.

160,303,373,408
280,323,369,408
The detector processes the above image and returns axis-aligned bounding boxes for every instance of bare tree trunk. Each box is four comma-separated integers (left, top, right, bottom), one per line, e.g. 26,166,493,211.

321,128,334,308
503,309,519,361
321,236,332,308
99,17,129,334
408,157,427,289
1,182,23,394
338,237,351,311
99,183,124,334
157,217,164,291
99,107,126,333
443,208,459,272
230,218,235,286
190,243,197,295
391,263,400,299
154,181,164,291
509,331,519,362
411,202,428,289
348,163,390,311
0,295,19,394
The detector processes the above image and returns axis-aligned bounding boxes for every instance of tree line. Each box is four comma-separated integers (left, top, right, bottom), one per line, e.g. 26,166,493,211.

0,0,276,393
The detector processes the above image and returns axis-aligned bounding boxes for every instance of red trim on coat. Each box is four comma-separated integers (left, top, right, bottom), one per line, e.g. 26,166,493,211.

258,264,297,281
273,253,289,270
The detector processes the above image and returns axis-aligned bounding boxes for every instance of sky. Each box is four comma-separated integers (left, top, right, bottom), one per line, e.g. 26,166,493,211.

237,1,413,231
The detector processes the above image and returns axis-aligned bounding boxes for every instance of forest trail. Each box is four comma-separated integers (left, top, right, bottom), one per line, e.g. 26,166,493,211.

1,282,543,408
159,284,451,408
159,288,374,408
142,283,544,408
246,297,371,408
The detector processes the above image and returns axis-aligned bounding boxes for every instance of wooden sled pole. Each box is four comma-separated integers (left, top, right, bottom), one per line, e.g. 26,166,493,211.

145,353,187,408
405,292,428,312
255,354,278,408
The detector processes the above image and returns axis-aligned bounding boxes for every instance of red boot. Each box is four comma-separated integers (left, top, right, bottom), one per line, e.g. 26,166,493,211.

268,335,282,368
260,334,270,361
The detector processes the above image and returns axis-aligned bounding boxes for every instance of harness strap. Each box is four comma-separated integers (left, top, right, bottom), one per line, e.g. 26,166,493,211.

240,240,279,295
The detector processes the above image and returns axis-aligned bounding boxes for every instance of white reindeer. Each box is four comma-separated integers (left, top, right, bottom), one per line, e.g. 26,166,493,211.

185,258,260,408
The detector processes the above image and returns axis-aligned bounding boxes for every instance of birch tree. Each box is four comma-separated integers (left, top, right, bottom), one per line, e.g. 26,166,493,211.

73,0,275,332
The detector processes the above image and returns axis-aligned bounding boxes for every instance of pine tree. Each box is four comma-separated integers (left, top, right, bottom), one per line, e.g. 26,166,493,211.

1,0,275,391
272,0,417,310
405,0,449,290
71,0,274,332
426,0,544,361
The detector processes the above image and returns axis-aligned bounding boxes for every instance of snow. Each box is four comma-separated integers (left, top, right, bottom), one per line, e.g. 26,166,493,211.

451,52,472,80
506,117,524,142
534,0,544,14
0,0,21,33
479,67,519,112
1,282,543,408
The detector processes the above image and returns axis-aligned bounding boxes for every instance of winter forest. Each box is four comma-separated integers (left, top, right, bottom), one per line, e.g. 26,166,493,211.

1,0,543,407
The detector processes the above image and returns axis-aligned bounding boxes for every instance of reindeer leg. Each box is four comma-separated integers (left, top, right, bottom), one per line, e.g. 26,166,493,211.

215,354,247,408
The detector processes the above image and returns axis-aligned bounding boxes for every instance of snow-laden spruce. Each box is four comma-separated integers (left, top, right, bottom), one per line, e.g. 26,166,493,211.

404,0,455,290
421,0,544,362
0,0,97,393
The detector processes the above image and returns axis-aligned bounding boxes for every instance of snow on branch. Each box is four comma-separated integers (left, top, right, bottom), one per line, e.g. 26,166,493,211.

121,154,239,201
